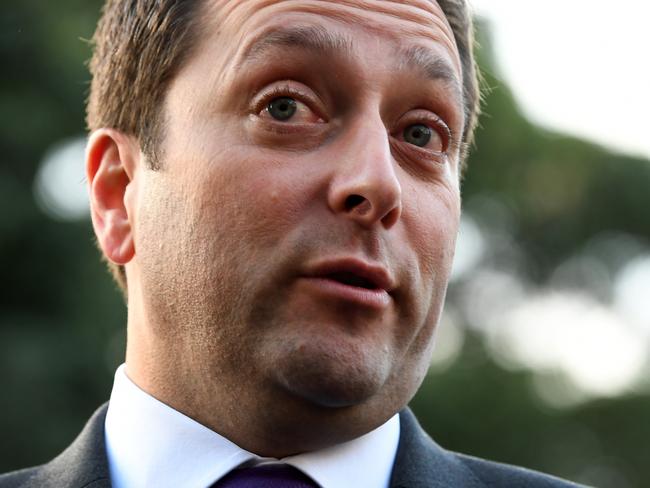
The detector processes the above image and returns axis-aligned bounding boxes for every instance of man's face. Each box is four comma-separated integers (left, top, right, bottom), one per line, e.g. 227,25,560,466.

130,0,463,442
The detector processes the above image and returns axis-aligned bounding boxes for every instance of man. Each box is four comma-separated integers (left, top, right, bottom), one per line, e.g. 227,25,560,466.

1,0,585,487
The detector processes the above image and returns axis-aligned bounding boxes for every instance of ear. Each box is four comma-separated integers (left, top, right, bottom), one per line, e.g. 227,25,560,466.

86,129,140,265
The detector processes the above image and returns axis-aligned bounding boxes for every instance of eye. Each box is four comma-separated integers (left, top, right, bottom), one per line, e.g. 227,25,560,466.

403,124,433,148
397,113,450,153
260,93,324,124
267,97,297,121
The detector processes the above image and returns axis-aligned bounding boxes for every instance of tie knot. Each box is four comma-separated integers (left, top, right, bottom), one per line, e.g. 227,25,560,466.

212,463,319,488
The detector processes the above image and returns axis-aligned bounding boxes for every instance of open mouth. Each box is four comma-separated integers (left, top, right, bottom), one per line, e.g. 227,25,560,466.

300,258,394,309
323,272,378,290
304,257,394,294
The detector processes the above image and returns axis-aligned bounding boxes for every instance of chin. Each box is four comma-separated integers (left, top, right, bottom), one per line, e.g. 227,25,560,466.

270,340,394,409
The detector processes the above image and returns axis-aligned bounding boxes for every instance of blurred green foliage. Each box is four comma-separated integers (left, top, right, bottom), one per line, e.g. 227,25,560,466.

1,3,649,488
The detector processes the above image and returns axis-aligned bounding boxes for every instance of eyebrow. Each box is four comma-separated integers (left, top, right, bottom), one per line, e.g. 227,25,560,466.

398,45,463,103
236,25,354,70
236,24,463,102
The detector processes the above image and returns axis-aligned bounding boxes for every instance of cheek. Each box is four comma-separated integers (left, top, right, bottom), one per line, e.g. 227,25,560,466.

397,187,459,381
165,113,325,249
406,182,461,279
193,148,322,248
392,181,459,349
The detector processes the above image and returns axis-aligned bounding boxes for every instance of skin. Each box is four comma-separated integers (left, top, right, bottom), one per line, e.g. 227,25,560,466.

87,0,464,457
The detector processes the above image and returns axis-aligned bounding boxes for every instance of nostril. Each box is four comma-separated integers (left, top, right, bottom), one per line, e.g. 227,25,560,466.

344,194,366,211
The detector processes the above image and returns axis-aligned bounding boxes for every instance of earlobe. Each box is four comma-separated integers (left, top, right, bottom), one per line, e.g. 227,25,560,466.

86,129,139,265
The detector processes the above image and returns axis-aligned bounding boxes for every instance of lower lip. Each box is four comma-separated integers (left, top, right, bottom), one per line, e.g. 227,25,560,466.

298,277,392,309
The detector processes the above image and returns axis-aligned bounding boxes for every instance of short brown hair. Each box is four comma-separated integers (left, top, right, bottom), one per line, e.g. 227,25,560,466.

87,0,481,295
437,0,481,154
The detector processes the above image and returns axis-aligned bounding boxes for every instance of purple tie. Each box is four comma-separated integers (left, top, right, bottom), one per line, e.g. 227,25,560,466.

212,464,320,487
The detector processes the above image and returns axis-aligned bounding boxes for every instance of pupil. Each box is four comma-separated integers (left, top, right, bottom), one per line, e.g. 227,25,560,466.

268,97,297,121
404,124,431,147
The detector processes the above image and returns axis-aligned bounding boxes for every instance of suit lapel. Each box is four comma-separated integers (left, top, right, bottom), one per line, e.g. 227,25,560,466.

389,408,484,488
25,404,111,488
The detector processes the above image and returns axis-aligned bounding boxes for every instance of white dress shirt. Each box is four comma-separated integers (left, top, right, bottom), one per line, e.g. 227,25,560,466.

104,364,400,488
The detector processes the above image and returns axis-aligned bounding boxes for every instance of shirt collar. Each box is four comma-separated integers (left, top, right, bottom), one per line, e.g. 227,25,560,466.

105,364,400,488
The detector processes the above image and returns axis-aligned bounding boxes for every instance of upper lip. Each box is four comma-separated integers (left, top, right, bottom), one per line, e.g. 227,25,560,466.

303,257,396,293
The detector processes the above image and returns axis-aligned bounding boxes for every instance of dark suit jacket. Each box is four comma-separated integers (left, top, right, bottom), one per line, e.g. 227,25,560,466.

0,404,586,487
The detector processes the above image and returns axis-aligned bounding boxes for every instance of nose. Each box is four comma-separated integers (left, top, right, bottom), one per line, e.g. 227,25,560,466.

327,117,402,230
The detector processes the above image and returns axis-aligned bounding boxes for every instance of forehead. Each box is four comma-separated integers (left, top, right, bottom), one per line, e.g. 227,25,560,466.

202,0,462,76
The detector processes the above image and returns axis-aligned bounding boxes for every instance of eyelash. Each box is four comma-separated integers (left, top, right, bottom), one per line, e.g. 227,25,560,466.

399,113,453,152
252,84,325,120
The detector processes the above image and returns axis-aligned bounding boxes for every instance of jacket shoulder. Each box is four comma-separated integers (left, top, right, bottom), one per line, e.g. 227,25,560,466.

0,467,42,488
452,451,587,487
0,404,111,488
392,409,588,488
